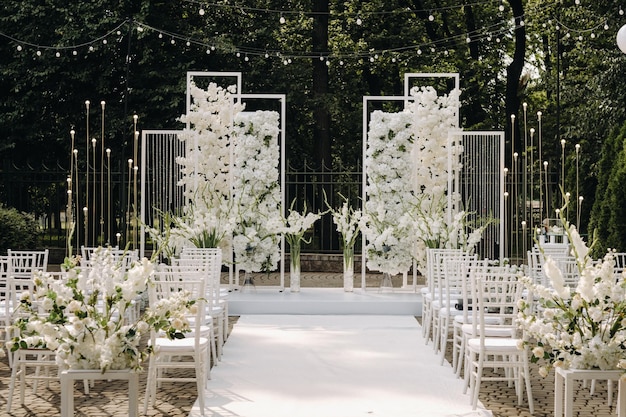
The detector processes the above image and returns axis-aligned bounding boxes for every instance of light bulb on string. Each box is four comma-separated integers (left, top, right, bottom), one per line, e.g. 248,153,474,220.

604,23,609,30
56,51,61,58
591,33,595,39
137,26,144,32
245,54,249,62
575,0,580,4
102,39,107,44
158,33,163,39
264,52,269,58
171,38,175,44
199,8,205,16
236,52,241,58
186,40,190,47
16,45,22,52
89,46,94,52
356,17,362,25
620,7,624,16
428,13,434,21
206,48,211,54
73,50,77,56
36,50,41,56
339,60,344,66
417,49,422,55
279,14,286,24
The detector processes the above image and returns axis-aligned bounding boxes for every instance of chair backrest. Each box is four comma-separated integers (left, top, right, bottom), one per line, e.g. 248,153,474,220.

7,249,49,280
425,248,464,295
179,247,223,299
149,270,206,348
470,268,524,341
612,253,626,276
444,256,483,322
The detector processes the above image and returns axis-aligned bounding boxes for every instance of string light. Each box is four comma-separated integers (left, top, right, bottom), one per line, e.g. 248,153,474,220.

199,8,205,16
1,2,621,64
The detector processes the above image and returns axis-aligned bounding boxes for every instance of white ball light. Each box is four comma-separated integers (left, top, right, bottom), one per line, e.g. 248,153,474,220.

617,24,626,54
16,45,22,51
356,18,362,25
199,8,205,16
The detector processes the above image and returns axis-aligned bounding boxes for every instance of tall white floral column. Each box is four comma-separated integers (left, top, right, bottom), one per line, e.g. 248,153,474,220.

231,111,282,281
361,110,415,288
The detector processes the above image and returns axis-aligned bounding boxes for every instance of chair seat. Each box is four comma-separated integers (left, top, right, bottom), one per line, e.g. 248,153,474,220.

467,336,521,352
151,336,210,351
462,323,516,338
455,315,503,325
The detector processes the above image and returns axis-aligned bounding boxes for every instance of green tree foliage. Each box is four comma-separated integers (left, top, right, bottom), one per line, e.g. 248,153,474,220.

3,0,626,250
588,122,626,255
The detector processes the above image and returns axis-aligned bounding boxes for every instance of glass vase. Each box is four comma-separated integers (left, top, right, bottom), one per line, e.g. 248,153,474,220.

290,242,301,292
379,272,394,293
343,244,354,292
241,270,256,292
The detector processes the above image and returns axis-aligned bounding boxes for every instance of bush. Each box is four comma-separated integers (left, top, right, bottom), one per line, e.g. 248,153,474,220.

0,205,40,254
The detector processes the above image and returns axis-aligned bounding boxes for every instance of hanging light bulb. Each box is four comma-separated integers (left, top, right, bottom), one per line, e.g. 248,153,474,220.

264,52,269,58
417,49,422,55
73,50,77,55
158,33,163,39
428,14,434,21
245,55,249,62
280,14,286,24
170,39,175,44
206,48,211,54
56,51,61,57
339,60,344,66
36,50,41,56
16,45,22,51
356,17,362,25
620,7,624,16
236,52,241,58
186,40,191,47
604,23,609,30
199,8,205,16
102,39,107,44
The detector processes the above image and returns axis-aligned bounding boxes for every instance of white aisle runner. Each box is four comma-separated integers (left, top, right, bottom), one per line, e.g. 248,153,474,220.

190,315,492,417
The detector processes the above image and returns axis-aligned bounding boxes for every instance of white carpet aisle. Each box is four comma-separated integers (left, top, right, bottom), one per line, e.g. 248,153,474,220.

190,315,492,417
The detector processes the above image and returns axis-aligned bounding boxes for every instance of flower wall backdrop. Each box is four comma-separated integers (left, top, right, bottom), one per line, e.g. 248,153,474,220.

148,82,282,272
362,110,415,275
363,85,463,275
231,110,282,272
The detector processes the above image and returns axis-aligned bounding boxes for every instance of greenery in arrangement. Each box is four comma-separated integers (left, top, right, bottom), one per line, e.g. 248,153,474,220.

0,205,40,253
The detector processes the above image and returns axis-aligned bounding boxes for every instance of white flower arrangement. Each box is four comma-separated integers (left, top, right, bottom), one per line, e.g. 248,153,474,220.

231,110,282,272
272,200,321,271
518,213,626,375
8,247,197,372
404,85,464,269
362,110,415,276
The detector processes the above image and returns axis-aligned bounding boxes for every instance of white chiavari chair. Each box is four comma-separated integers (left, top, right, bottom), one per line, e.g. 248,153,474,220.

143,271,211,415
464,268,534,414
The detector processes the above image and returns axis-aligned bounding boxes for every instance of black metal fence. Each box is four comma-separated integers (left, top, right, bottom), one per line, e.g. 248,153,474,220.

0,159,361,253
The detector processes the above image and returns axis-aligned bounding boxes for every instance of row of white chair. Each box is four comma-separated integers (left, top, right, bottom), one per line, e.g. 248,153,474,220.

421,248,534,414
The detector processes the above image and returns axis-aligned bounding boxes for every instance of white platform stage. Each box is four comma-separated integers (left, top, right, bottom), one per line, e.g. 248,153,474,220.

227,287,423,315
190,315,491,417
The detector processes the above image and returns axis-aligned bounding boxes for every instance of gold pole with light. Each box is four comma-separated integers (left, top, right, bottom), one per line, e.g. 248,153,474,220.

100,101,106,245
126,158,133,248
106,148,111,246
85,101,90,248
91,138,97,247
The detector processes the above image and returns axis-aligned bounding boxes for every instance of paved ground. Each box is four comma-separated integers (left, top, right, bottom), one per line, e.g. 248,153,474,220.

0,272,621,416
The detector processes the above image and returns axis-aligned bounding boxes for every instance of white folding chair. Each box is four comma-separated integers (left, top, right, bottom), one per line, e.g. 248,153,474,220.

143,271,211,415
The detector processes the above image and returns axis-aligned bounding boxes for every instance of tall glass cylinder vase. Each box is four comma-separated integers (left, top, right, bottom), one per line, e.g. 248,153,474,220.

290,242,301,292
379,272,394,293
343,244,354,292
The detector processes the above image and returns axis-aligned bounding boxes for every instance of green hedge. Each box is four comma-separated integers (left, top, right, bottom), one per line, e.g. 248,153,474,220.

0,205,40,254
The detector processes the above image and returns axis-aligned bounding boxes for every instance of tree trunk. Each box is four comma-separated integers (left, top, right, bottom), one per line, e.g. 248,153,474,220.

505,0,526,157
312,0,331,171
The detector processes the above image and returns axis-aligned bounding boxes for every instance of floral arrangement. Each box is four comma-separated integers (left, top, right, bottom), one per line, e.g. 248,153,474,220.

271,200,321,274
518,216,626,375
231,110,282,273
8,247,197,372
328,195,362,268
362,110,416,276
147,186,235,259
404,86,463,269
